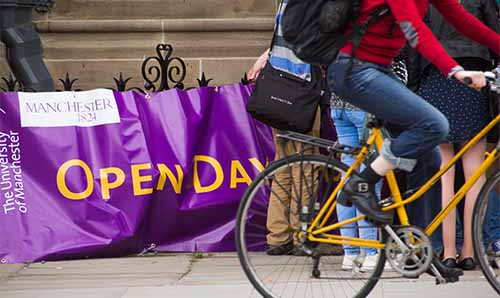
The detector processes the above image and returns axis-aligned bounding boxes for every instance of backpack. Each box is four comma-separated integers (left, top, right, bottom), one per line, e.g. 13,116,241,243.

282,0,391,66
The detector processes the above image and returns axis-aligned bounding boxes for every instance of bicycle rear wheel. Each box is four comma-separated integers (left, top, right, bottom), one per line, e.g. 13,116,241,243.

473,169,500,294
236,154,386,298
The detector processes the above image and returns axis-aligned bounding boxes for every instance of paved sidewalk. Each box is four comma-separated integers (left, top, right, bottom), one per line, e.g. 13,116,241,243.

0,253,497,298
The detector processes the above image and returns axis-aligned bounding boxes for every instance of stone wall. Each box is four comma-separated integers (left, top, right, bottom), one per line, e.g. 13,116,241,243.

33,0,276,90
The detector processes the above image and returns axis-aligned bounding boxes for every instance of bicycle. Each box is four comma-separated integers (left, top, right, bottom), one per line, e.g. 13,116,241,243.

235,69,500,298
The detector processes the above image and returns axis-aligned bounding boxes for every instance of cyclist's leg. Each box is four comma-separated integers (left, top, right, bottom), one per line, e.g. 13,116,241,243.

328,55,449,222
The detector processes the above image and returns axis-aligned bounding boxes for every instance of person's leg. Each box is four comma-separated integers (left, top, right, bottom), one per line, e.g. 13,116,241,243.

267,130,293,252
328,57,449,223
332,108,361,256
490,156,500,255
347,109,380,256
480,144,500,251
439,144,457,261
405,146,443,254
290,109,321,246
485,190,500,252
460,138,487,262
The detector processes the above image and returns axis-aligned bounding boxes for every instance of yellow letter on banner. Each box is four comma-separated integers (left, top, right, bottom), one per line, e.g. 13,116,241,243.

193,155,224,193
230,160,252,189
131,163,153,196
248,158,265,172
56,159,94,200
100,167,125,200
156,164,184,194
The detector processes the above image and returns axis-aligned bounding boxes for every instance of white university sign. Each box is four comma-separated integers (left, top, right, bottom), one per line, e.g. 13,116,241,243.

18,89,121,128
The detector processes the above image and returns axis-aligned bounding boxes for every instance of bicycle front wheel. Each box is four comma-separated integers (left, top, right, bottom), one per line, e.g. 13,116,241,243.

473,169,500,294
236,154,386,298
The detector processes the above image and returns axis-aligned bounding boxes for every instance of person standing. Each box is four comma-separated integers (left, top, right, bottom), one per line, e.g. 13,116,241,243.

416,0,500,270
247,0,321,255
331,96,384,269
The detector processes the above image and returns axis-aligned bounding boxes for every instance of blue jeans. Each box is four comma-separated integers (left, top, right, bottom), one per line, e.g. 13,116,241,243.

484,191,500,243
332,108,382,256
328,54,450,172
328,54,450,253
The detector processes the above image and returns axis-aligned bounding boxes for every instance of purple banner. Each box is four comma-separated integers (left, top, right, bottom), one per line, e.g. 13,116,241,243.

0,83,275,264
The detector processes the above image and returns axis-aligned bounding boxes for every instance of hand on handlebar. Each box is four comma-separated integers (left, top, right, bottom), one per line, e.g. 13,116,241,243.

453,70,487,91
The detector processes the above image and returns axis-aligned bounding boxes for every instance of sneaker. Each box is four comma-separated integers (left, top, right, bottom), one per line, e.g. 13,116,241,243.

492,240,500,257
266,240,294,256
341,255,357,271
337,175,393,225
361,254,393,272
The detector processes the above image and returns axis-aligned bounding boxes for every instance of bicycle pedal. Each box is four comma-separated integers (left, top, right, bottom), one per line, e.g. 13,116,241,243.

435,275,460,285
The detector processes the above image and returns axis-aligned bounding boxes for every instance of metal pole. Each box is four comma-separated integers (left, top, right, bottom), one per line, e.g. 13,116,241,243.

0,0,55,91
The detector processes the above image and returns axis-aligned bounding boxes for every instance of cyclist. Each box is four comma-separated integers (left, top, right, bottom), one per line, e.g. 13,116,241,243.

330,0,500,227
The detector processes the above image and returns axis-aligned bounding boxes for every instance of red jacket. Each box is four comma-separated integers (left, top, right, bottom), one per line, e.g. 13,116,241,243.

341,0,500,76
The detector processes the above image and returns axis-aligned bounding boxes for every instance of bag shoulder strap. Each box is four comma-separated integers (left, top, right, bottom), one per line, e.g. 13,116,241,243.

269,0,285,56
343,5,391,74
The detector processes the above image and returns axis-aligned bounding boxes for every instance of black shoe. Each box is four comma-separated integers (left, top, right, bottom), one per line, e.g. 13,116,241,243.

427,256,463,283
337,175,393,225
457,258,476,270
291,247,309,257
266,241,294,256
442,258,457,268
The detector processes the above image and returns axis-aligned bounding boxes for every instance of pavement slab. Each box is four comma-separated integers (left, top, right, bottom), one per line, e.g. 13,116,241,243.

0,254,498,298
0,255,191,292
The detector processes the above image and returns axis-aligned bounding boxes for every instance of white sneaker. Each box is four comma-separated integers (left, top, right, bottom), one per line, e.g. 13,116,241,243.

361,254,393,272
341,255,357,271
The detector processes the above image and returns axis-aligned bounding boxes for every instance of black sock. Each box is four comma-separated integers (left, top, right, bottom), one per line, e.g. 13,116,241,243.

360,165,382,184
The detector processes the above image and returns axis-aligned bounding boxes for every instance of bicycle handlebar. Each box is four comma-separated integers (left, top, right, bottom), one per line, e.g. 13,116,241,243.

463,69,500,93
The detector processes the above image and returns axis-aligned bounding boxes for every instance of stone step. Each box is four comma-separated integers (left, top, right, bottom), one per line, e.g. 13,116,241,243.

21,1,277,90
36,17,273,62
48,0,276,20
33,15,273,90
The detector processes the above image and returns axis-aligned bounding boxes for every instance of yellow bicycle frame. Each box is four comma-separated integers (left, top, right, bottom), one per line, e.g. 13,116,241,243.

306,113,500,250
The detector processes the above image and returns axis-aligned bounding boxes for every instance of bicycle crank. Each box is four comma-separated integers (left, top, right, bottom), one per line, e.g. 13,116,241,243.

384,225,433,278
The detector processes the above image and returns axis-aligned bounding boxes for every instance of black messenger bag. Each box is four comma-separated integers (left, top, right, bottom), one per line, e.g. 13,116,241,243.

246,62,326,133
245,1,329,133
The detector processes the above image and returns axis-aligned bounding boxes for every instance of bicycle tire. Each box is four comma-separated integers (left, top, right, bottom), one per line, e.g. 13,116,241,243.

473,168,500,294
236,154,386,298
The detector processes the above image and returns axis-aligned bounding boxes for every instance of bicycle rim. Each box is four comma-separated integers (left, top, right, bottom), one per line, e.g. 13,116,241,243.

236,154,387,298
473,169,500,294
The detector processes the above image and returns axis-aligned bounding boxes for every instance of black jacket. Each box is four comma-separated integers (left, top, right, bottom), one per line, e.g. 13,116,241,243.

405,0,499,91
427,0,499,63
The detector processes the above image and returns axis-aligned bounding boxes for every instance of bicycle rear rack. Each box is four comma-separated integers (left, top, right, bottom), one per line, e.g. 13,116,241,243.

276,131,360,155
